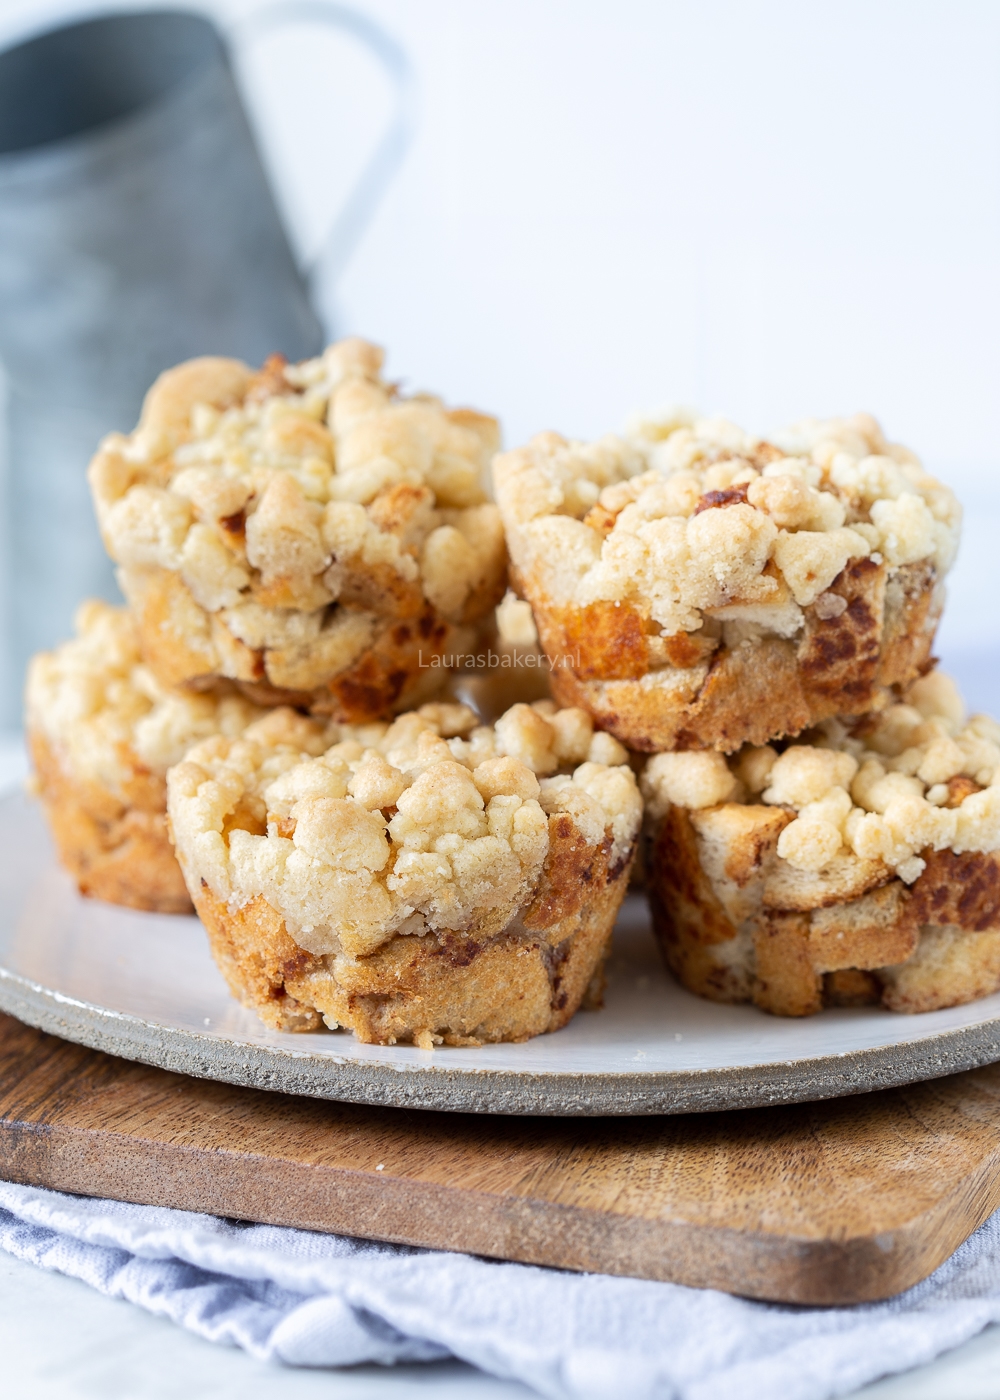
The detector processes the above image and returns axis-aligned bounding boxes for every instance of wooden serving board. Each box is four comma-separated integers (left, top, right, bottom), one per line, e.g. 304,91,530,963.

3,1010,1000,1306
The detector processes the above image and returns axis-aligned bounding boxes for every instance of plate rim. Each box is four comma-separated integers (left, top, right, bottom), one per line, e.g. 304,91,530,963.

3,959,1000,1116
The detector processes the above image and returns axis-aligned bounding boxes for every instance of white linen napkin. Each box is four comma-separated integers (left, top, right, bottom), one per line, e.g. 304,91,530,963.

2,1179,1000,1399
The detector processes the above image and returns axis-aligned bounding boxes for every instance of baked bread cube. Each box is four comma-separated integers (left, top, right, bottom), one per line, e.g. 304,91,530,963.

88,340,507,722
167,700,641,1043
494,412,959,752
643,671,1000,1015
26,602,264,912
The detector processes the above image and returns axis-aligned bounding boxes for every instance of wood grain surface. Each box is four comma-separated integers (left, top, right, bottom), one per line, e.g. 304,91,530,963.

2,1010,1000,1304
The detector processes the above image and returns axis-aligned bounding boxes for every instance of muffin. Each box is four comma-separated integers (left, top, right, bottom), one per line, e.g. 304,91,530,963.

494,411,960,752
26,601,264,912
167,700,642,1043
444,589,553,722
642,671,1000,1015
88,339,508,722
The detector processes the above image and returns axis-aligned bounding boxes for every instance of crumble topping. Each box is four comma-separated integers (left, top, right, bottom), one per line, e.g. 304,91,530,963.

169,700,640,958
25,602,263,795
494,411,960,642
495,589,539,648
89,340,506,675
642,671,1000,882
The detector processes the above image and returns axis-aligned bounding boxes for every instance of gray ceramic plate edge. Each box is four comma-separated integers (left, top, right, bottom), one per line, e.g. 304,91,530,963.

3,964,1000,1116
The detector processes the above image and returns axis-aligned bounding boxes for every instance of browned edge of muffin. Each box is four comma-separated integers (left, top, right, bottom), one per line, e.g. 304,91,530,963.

29,729,192,914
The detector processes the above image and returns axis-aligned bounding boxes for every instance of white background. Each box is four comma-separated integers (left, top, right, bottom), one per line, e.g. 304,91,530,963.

0,0,998,694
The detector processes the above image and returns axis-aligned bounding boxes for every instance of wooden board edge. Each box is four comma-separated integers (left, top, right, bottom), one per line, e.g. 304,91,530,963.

3,1114,998,1304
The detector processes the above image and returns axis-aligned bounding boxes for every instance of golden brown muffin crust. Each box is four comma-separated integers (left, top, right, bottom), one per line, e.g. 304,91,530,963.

30,730,192,914
193,810,630,1044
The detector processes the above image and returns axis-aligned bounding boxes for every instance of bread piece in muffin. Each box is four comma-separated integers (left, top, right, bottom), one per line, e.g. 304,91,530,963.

88,340,507,722
643,671,1000,1015
168,700,641,1043
494,411,959,752
26,601,265,911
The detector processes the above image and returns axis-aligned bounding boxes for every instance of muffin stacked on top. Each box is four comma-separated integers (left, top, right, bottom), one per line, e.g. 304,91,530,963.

88,339,507,719
494,409,1000,1018
494,411,957,753
24,340,642,1047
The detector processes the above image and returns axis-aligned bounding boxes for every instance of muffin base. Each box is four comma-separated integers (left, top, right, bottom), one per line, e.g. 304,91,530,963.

122,565,488,724
190,815,635,1044
648,804,1000,1016
29,731,191,914
524,557,942,752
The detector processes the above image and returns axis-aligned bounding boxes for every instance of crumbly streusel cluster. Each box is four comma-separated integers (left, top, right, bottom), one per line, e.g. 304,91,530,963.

641,671,1000,888
26,600,264,796
496,410,959,640
168,700,640,959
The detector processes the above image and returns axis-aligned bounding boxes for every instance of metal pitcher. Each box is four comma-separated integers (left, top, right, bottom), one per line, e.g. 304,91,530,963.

0,4,411,722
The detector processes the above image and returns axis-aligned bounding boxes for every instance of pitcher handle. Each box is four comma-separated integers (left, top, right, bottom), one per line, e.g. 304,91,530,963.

231,2,415,293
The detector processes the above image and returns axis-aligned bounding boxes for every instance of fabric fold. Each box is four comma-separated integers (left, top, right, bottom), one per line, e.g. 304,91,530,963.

2,1179,1000,1400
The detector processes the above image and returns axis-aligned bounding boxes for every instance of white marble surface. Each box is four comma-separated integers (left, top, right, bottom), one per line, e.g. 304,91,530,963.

5,734,1000,1399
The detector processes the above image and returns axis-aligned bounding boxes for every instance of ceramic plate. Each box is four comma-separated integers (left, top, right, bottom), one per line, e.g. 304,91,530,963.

2,790,999,1115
